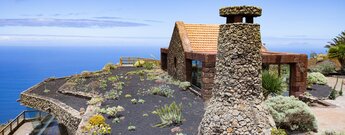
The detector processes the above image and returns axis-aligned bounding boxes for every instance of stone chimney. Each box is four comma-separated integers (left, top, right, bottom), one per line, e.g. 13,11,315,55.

198,6,274,135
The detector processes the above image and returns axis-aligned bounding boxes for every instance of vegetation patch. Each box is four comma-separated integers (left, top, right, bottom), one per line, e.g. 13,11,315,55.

153,102,183,128
265,96,318,132
150,85,174,97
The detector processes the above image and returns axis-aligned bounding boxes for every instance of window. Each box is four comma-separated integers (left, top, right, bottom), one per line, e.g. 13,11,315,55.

174,57,177,68
191,60,202,88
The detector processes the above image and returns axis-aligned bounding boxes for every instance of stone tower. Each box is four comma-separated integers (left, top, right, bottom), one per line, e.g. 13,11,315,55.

198,6,274,135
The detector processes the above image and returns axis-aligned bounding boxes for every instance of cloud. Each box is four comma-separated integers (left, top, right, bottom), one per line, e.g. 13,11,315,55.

144,19,164,23
0,18,148,28
94,16,123,20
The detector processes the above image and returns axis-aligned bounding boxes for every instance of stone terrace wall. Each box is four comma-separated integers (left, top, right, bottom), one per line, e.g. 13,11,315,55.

20,80,81,135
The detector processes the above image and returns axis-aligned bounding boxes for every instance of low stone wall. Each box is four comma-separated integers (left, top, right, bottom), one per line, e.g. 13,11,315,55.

20,81,82,135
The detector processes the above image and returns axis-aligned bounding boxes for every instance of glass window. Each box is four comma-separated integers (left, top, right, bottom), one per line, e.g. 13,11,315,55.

191,60,202,88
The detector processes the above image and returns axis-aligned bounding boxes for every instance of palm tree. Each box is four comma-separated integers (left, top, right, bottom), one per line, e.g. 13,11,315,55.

328,43,345,71
325,31,345,48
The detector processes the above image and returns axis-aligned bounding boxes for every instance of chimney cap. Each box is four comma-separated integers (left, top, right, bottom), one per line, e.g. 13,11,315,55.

220,6,262,17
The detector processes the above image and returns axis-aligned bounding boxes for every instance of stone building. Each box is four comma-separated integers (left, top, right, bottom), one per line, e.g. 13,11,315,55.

161,11,308,100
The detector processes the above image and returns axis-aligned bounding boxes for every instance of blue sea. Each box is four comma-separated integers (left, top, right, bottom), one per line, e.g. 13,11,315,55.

0,44,162,123
0,43,327,123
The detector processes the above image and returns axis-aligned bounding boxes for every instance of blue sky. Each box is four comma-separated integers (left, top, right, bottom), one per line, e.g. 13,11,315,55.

0,0,344,53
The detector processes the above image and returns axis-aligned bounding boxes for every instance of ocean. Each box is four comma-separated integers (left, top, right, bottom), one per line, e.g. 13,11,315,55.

0,43,327,123
0,45,162,123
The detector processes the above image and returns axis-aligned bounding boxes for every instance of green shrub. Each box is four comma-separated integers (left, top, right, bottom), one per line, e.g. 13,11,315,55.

262,70,285,99
87,97,104,105
138,99,145,104
154,102,183,128
271,128,287,135
265,96,318,132
108,76,119,82
99,79,107,90
310,60,336,75
150,85,174,97
131,99,137,104
143,62,155,70
134,60,145,67
98,106,125,117
105,89,122,100
102,63,117,72
128,124,136,131
178,82,191,90
124,94,132,98
329,89,338,100
307,72,327,85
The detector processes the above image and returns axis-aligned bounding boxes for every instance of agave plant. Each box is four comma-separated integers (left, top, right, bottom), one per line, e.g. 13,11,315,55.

154,102,183,128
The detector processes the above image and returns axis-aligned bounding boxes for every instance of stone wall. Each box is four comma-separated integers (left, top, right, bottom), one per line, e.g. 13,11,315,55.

20,83,81,135
167,23,188,81
201,62,215,99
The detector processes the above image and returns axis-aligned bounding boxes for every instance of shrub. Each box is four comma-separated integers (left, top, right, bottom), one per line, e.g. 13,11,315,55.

134,60,145,67
102,63,117,72
179,82,191,90
262,70,285,99
87,97,104,105
99,79,107,90
131,99,137,104
43,89,50,93
138,99,145,104
105,89,122,100
116,82,125,90
108,76,119,82
150,85,174,97
154,102,183,128
99,106,125,117
307,72,327,85
88,114,106,125
128,124,136,131
81,71,93,78
310,61,336,75
271,128,287,135
84,115,111,135
125,94,132,98
112,118,120,124
143,62,155,70
265,96,318,132
329,89,338,100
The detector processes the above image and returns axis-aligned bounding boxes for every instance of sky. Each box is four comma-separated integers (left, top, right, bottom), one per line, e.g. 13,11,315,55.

0,0,344,53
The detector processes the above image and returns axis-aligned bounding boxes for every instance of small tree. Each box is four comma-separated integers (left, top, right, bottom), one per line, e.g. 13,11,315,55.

326,31,345,71
262,70,285,99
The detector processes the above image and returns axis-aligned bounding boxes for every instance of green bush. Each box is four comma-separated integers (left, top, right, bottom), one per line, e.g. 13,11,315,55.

143,62,155,70
265,96,318,132
307,72,327,85
134,60,145,67
271,128,287,135
102,63,117,72
329,89,338,100
105,89,122,100
150,85,174,97
87,97,104,105
154,102,183,128
98,106,125,117
262,70,285,99
178,82,191,90
310,61,336,75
